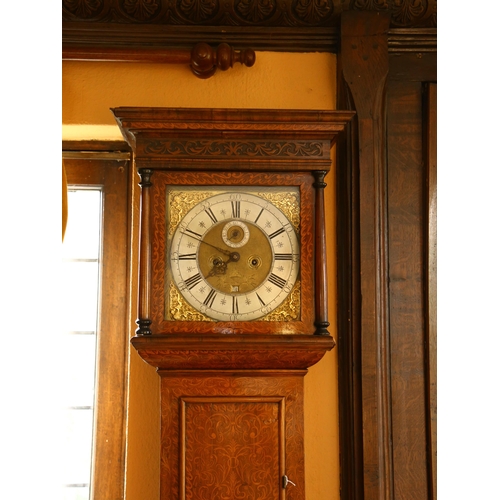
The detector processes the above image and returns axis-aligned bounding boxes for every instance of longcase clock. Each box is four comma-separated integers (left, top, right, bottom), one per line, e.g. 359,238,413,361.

113,107,353,500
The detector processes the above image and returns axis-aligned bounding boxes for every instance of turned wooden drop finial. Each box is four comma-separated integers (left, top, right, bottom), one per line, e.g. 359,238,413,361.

190,43,256,79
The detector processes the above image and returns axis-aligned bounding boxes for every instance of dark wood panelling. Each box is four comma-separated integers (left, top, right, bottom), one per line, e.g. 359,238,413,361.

339,11,393,500
424,82,437,500
387,80,428,499
337,12,437,500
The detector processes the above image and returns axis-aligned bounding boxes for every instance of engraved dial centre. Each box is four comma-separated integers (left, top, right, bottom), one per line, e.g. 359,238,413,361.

199,221,272,295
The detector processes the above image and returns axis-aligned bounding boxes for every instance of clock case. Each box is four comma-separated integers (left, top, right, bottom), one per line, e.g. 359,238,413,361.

113,107,353,367
113,108,353,500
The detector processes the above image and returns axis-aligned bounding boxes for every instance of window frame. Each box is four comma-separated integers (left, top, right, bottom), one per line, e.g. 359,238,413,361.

63,142,131,500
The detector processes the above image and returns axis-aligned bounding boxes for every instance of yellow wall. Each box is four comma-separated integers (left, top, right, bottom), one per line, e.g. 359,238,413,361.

62,52,339,500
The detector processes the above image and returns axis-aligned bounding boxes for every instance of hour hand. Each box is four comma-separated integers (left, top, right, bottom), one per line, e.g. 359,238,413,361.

206,257,228,277
205,251,240,278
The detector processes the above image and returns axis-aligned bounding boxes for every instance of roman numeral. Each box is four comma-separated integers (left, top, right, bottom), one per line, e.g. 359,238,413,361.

269,227,285,239
184,273,203,290
232,296,239,314
231,200,240,218
275,253,293,260
254,208,264,224
205,208,218,224
203,288,217,308
178,253,197,260
183,228,203,240
257,293,266,307
268,273,287,289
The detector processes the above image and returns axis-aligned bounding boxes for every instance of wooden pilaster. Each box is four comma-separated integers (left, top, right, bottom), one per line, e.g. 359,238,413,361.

338,11,393,500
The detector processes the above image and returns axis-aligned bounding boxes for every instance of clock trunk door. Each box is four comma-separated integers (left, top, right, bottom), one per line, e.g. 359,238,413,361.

160,372,305,500
181,397,284,500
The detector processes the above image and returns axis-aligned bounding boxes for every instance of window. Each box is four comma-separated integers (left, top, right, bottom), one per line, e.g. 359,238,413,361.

62,188,102,500
62,147,130,500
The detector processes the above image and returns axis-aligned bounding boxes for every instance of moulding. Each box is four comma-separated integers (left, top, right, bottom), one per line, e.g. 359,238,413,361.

62,139,131,151
62,0,436,28
131,334,335,370
62,0,436,56
62,140,131,159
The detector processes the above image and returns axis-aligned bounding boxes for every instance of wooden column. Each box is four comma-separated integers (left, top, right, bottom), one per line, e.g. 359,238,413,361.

313,170,329,335
137,168,153,335
338,11,393,500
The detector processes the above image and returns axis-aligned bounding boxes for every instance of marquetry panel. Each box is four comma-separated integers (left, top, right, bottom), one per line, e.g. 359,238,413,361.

160,372,306,500
180,397,284,500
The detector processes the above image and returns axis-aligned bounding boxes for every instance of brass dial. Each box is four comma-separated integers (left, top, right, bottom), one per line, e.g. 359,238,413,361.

169,191,299,321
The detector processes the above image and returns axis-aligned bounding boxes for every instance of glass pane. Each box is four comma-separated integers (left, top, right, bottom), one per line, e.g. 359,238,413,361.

61,409,93,485
61,187,103,500
62,189,101,260
61,261,99,332
60,333,97,408
62,486,90,500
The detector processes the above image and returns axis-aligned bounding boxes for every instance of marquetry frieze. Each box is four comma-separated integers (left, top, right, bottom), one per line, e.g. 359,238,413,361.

142,140,325,158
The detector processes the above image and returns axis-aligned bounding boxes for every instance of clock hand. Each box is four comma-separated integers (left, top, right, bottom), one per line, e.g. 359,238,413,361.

205,251,241,278
181,231,232,256
181,230,242,262
206,258,227,277
229,228,241,240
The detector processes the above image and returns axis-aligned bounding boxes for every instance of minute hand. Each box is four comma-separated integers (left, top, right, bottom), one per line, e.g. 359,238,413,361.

181,231,232,256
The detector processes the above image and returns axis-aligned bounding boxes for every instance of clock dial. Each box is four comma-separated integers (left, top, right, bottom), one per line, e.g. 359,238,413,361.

169,191,299,321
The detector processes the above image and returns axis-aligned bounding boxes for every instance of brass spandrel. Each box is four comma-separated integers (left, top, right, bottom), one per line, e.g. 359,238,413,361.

265,280,301,322
258,192,300,233
168,282,213,322
168,191,214,235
